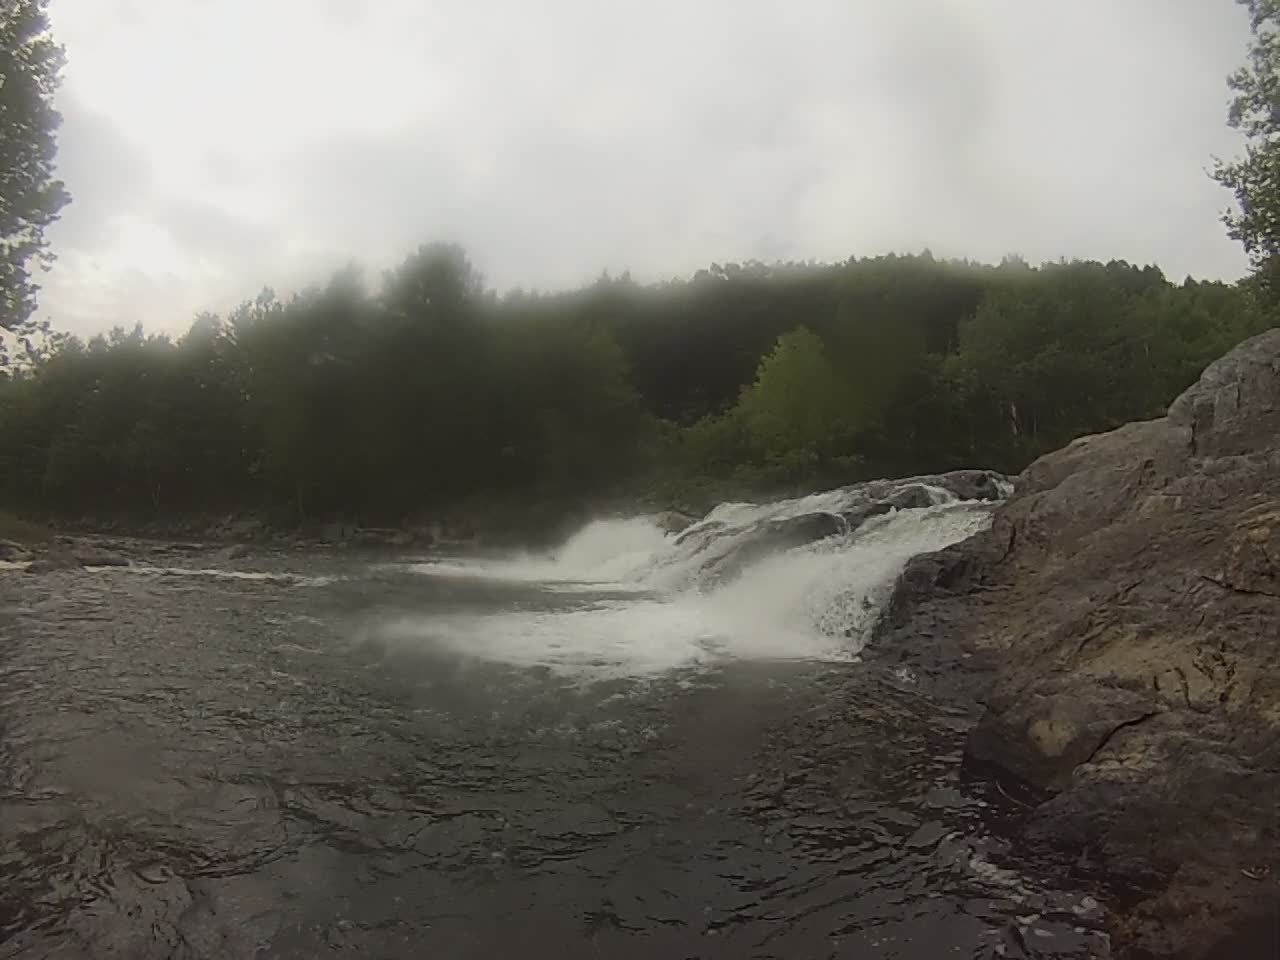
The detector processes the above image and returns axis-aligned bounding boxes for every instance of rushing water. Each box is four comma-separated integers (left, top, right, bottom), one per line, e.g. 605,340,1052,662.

0,481,1110,959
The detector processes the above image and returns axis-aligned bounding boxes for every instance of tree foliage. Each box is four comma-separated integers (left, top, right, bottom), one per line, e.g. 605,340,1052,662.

0,1,1274,529
737,327,857,474
0,247,1270,528
0,0,70,330
1212,0,1280,295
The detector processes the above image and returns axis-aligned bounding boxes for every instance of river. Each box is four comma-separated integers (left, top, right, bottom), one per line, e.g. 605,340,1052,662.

1,479,1111,958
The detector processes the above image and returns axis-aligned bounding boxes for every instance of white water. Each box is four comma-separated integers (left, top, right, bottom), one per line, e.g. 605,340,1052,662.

0,479,1002,678
409,516,670,591
121,565,340,587
0,559,339,587
382,480,1000,679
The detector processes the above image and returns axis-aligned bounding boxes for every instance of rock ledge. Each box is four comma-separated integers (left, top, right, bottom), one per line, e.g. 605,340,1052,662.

881,328,1280,959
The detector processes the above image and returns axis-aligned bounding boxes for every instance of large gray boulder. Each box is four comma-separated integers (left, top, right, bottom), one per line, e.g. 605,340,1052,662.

880,328,1280,959
652,509,700,536
931,468,1009,502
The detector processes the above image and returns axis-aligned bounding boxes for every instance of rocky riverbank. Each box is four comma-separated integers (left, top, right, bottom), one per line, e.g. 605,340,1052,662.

879,328,1280,958
21,496,688,557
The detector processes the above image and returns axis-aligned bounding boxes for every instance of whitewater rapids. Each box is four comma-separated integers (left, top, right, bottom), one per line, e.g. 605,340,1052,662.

381,474,1006,678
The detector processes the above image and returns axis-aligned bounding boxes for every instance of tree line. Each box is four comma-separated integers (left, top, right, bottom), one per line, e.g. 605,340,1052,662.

3,0,1280,534
0,246,1271,529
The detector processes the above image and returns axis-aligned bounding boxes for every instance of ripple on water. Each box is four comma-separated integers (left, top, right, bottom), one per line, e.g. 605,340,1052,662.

0,550,1110,958
121,564,341,587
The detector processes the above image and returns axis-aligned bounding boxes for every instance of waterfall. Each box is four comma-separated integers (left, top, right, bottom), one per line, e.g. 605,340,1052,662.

389,469,1009,677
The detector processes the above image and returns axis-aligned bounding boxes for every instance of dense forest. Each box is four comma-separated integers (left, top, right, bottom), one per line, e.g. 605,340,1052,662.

0,246,1272,531
3,1,1280,536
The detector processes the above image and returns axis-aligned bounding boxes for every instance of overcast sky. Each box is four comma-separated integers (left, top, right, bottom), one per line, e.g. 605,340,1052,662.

38,0,1253,336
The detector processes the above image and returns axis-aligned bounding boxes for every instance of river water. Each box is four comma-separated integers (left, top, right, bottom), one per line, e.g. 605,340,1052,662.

0,489,1111,959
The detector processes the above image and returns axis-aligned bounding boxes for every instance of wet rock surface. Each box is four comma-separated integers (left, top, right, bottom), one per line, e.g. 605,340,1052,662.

25,547,84,574
701,511,848,582
879,329,1280,958
0,541,34,563
663,469,1011,591
63,543,132,567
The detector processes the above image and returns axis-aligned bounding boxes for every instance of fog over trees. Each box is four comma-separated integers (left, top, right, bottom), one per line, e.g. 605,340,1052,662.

1,0,1278,531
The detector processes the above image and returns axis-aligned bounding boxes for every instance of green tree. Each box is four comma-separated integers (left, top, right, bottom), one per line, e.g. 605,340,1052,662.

0,0,70,330
737,326,857,473
1213,0,1280,276
491,315,652,496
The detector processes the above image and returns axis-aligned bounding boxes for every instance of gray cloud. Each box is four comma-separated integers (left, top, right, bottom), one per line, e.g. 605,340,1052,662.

37,0,1254,334
49,96,152,251
159,200,275,264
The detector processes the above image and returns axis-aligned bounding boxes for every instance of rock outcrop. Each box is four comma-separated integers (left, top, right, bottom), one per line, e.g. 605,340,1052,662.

3,537,136,573
668,468,1010,587
26,547,84,573
67,544,132,567
700,511,848,582
880,328,1280,958
0,539,34,563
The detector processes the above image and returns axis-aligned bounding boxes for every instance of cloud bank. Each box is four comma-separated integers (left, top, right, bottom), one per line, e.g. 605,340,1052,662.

41,0,1251,335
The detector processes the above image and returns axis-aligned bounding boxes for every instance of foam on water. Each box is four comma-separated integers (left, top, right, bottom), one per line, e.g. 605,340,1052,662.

0,558,338,586
120,565,340,587
555,517,673,580
374,482,1000,679
409,517,669,590
700,502,991,654
376,599,728,677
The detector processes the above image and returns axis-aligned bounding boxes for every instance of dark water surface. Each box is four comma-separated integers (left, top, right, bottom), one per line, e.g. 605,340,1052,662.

0,548,1108,958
